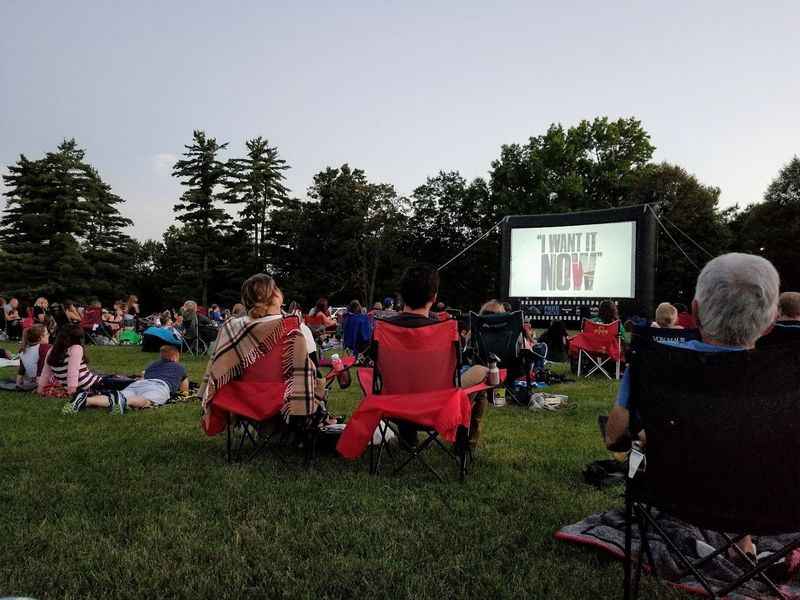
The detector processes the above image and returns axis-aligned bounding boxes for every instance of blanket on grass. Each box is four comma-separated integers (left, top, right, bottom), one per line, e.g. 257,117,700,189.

555,509,800,599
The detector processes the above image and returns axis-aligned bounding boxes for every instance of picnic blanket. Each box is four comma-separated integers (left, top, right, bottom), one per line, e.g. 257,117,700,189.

555,508,800,599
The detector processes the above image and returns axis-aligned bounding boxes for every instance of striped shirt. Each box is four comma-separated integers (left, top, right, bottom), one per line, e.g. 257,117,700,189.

48,345,101,392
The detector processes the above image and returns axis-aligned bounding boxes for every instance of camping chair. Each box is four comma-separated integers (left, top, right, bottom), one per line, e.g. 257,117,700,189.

339,318,479,481
202,315,326,465
469,310,531,404
622,341,800,599
571,319,622,379
342,312,372,355
182,317,208,356
80,307,116,344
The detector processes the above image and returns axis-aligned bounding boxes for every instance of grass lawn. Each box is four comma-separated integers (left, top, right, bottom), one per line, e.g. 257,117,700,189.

0,343,684,599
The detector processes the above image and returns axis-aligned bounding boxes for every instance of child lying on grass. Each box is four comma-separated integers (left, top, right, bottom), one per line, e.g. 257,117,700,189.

65,345,188,414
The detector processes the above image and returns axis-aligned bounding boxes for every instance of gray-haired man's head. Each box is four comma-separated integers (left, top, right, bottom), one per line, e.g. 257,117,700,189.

693,253,779,347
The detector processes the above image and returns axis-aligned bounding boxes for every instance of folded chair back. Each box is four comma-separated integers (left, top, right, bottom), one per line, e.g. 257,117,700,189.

81,307,104,328
630,341,800,534
373,318,460,394
468,311,524,368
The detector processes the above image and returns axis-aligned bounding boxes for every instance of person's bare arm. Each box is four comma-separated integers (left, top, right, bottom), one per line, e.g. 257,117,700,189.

37,359,53,395
605,404,632,451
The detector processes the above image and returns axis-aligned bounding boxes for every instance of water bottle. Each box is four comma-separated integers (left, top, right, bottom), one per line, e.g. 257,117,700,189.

487,354,500,386
331,353,344,372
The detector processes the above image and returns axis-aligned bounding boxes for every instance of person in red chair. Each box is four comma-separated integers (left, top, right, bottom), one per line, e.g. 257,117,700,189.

372,265,490,449
200,273,323,437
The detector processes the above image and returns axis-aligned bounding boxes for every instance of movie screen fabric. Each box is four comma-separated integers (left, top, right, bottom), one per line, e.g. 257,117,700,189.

509,221,636,298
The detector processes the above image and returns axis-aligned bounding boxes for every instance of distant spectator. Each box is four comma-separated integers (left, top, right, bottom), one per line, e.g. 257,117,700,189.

181,300,215,345
651,302,683,329
209,304,224,323
371,302,383,312
64,301,82,324
5,297,22,339
231,303,246,318
124,295,140,327
383,297,395,312
538,320,569,363
33,297,49,323
674,302,697,329
479,299,505,315
17,324,50,390
594,299,626,335
756,291,800,349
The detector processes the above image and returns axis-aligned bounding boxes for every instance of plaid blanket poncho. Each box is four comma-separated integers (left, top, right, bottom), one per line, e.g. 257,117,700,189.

200,315,322,423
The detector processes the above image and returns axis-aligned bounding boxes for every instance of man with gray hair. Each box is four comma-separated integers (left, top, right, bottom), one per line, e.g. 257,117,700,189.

605,253,779,558
606,252,779,449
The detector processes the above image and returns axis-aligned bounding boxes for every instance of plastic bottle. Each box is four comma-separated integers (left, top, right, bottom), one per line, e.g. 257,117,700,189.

487,355,500,386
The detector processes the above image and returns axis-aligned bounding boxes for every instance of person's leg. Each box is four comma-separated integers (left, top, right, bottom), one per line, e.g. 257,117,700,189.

460,365,489,447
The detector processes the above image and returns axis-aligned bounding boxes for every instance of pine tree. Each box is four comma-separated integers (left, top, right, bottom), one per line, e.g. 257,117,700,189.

225,137,289,267
172,130,230,306
0,139,133,300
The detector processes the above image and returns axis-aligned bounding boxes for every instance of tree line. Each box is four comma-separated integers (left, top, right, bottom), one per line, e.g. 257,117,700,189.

2,117,798,314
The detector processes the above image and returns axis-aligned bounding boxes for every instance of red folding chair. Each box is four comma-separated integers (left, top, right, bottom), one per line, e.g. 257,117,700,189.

570,319,623,379
80,307,113,343
337,318,494,481
202,315,321,464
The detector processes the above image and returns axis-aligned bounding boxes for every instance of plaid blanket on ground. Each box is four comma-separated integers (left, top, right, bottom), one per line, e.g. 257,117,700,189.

200,315,322,420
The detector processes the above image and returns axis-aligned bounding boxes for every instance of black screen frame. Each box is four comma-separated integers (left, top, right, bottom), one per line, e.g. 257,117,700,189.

500,205,656,314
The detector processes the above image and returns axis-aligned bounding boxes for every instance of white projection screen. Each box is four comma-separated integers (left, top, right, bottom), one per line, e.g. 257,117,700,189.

509,221,637,298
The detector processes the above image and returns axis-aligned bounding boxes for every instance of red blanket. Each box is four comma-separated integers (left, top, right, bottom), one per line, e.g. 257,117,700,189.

336,368,501,459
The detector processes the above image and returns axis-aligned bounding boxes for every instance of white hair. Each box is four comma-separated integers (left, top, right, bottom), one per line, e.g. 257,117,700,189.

694,253,779,347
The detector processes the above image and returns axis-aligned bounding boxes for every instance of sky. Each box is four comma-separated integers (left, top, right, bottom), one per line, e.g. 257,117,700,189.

1,0,799,241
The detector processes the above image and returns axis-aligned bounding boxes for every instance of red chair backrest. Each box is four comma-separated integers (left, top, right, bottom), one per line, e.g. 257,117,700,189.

305,313,325,327
571,319,622,358
373,318,459,395
197,306,208,317
237,315,300,383
582,319,620,339
81,307,104,327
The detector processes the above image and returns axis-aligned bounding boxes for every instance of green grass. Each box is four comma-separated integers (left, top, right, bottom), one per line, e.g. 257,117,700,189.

0,343,684,599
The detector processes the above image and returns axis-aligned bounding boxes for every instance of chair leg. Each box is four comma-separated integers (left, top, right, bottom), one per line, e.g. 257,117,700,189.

624,484,634,600
226,414,232,464
631,505,647,598
577,351,583,377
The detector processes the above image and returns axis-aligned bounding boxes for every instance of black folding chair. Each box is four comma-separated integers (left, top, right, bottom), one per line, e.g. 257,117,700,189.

469,311,530,404
623,341,800,599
